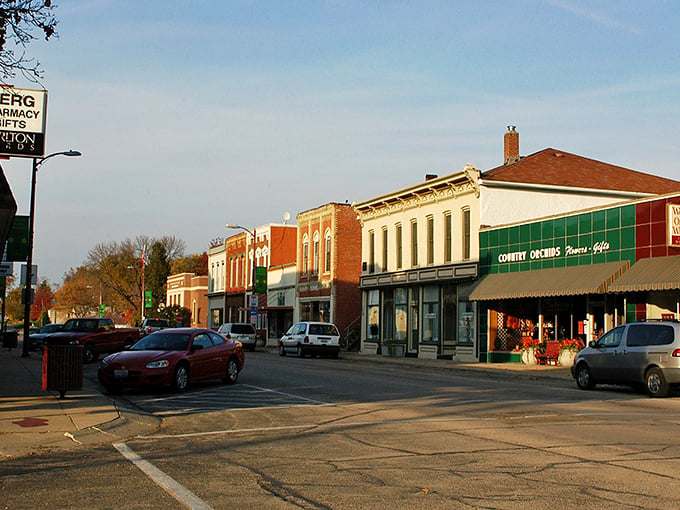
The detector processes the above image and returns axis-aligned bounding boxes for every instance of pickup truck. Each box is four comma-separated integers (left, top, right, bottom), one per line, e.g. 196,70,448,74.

45,317,140,363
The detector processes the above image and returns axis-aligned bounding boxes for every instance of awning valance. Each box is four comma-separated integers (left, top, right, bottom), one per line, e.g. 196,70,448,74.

609,255,680,292
468,260,629,301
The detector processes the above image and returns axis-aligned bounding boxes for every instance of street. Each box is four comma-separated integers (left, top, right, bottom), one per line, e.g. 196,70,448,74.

3,351,680,509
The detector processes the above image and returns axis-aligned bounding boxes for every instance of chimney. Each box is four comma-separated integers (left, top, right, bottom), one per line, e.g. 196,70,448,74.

504,125,519,164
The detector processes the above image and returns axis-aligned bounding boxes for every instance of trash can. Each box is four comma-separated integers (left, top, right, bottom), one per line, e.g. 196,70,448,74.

42,343,84,398
1,330,18,349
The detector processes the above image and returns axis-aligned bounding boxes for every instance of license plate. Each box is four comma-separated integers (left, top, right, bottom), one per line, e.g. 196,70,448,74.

319,337,329,343
114,369,128,379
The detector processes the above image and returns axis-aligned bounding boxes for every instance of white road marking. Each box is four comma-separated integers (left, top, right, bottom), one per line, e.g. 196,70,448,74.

113,442,214,510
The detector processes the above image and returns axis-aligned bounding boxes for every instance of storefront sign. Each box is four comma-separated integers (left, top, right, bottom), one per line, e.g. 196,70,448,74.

667,203,680,247
498,241,610,264
0,86,47,158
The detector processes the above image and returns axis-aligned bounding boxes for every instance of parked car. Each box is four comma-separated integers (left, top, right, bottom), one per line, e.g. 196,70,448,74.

98,327,244,393
279,321,341,358
572,321,680,397
28,323,64,351
217,322,258,351
140,318,170,336
45,317,140,363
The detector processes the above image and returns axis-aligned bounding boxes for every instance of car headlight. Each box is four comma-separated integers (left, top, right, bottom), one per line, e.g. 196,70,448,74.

146,360,169,369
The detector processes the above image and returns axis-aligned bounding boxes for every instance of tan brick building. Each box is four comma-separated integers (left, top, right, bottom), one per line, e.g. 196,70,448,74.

166,273,209,328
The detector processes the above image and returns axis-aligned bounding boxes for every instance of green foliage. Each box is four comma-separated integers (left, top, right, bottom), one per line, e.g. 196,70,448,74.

170,252,208,276
145,241,171,311
159,304,191,328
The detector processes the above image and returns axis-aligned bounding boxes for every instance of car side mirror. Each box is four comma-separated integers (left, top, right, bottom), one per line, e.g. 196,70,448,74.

191,344,204,352
589,341,598,348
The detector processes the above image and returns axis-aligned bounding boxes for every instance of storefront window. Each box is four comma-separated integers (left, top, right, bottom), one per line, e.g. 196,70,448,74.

395,288,408,342
423,286,439,343
367,290,380,341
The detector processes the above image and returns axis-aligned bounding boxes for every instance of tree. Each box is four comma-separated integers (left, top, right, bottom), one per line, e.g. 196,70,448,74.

4,285,23,321
0,1,58,81
170,252,208,276
145,241,171,313
54,267,99,318
31,279,53,322
159,304,191,328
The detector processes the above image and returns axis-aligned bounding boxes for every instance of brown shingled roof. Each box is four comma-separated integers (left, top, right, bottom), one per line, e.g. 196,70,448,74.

482,148,680,194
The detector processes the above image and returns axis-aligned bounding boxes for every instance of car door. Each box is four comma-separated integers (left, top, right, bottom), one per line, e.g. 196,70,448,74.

587,325,626,381
189,333,218,380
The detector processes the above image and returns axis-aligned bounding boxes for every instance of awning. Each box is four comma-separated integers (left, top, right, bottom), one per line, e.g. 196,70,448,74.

609,255,680,292
468,260,629,301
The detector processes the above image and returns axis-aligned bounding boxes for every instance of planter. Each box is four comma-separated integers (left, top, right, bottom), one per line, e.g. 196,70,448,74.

558,349,577,367
521,348,538,365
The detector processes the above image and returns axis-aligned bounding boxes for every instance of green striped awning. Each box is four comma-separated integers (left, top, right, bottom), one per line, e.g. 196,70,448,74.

609,255,680,292
469,260,629,301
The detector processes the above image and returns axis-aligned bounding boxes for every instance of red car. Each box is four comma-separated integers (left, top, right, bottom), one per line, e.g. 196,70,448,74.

98,328,244,393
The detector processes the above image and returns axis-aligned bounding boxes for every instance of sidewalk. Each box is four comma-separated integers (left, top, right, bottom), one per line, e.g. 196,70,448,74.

0,344,159,460
1,341,573,460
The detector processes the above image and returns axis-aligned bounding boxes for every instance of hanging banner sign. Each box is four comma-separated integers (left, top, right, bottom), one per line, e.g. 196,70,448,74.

0,86,47,158
667,203,680,247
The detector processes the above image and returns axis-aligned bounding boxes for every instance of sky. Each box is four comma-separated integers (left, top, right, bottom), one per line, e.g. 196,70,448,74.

2,0,679,285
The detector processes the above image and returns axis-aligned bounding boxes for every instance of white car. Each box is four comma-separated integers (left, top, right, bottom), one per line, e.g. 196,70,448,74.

217,323,258,351
279,321,341,359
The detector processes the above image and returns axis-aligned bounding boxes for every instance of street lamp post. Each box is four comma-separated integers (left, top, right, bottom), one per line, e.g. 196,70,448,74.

22,150,81,357
225,224,256,325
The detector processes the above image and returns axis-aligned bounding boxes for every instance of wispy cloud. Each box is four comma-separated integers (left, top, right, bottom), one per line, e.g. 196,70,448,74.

540,0,643,34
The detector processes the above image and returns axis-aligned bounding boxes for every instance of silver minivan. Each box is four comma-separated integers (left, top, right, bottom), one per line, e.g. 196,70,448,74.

572,321,680,397
217,323,258,351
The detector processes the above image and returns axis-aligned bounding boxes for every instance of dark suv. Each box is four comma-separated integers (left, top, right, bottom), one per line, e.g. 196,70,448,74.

140,318,169,337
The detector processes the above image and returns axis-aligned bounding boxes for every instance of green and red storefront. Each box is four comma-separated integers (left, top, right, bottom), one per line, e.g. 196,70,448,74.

469,192,680,362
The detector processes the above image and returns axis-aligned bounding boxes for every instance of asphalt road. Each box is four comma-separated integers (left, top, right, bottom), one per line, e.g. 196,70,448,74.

3,351,680,509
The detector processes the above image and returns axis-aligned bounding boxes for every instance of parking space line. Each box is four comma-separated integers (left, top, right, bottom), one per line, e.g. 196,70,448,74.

114,442,214,510
242,383,330,405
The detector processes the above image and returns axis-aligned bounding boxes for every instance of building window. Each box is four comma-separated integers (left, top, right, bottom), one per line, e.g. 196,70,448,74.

313,231,319,275
367,290,380,341
462,207,471,260
395,223,402,270
382,227,388,272
427,215,434,265
423,286,439,344
410,220,418,267
444,212,452,263
302,234,309,274
395,288,408,342
368,230,375,273
324,229,331,272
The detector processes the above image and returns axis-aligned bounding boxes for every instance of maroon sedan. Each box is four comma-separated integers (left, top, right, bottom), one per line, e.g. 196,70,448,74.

98,328,244,393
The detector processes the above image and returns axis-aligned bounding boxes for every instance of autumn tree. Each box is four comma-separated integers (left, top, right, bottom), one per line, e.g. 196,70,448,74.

170,252,208,276
54,267,99,318
0,0,58,81
31,279,53,322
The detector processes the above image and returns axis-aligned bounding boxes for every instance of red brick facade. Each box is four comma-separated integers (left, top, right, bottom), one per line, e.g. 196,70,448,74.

297,203,361,339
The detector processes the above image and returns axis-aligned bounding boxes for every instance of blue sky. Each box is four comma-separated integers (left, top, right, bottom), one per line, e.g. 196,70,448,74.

3,0,679,284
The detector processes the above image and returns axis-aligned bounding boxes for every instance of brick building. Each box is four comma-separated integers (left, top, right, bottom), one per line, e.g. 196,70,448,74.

296,203,362,347
166,272,209,327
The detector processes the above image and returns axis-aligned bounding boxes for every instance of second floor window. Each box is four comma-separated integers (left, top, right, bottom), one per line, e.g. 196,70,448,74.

444,212,452,263
411,220,418,267
313,232,319,275
462,208,471,260
396,224,402,269
324,230,331,272
369,230,375,273
302,235,309,274
382,228,388,272
427,216,434,265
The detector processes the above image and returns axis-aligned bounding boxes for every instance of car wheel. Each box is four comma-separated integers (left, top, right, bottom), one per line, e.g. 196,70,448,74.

279,343,286,356
645,368,670,398
575,363,595,390
83,343,98,363
330,350,339,359
224,358,239,385
296,344,304,358
172,363,189,392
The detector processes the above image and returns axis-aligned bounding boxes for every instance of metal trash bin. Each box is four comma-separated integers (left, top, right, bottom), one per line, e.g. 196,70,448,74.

42,343,84,398
1,330,18,349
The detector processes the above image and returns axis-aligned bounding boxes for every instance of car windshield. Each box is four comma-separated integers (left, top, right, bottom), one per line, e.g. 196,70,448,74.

130,332,190,351
62,319,98,333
